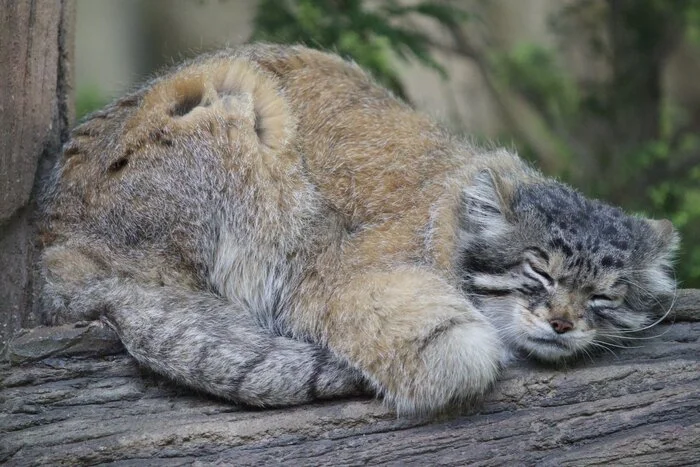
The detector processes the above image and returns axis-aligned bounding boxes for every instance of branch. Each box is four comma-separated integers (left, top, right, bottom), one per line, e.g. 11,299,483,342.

656,288,700,322
2,323,698,464
2,291,699,464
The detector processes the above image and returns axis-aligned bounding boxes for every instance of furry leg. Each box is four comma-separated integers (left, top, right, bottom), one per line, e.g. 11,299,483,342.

294,267,504,415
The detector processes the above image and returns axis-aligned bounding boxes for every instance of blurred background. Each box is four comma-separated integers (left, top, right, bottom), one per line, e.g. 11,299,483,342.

75,0,700,286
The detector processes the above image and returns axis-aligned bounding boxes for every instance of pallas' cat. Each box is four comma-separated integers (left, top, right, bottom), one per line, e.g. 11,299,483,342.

40,44,678,415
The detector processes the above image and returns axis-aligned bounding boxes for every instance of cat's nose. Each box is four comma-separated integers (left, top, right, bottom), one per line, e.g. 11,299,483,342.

549,318,574,334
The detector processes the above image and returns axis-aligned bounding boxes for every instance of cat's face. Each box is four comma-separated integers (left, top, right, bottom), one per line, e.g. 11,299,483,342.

459,172,678,362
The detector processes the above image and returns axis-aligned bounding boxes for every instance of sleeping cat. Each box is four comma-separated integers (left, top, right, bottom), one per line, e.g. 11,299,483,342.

39,44,678,415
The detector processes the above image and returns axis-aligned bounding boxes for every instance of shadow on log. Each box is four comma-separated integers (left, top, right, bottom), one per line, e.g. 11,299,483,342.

1,291,699,465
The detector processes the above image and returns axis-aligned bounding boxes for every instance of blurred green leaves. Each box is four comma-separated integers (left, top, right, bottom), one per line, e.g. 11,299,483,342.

492,44,580,124
251,0,465,98
75,86,109,121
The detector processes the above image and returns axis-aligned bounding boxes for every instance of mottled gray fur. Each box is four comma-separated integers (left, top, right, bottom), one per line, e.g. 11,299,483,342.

461,175,677,361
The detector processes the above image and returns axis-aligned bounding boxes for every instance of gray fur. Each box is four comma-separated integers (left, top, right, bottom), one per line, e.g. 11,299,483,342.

461,175,678,362
98,279,363,405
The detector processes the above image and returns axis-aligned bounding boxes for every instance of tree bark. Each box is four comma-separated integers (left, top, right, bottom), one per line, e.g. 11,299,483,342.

0,0,75,352
1,291,698,465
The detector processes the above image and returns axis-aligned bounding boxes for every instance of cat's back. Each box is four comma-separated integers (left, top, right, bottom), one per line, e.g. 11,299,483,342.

232,44,466,223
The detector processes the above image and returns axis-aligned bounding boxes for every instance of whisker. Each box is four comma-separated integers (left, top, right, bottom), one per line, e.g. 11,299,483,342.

617,277,665,308
592,338,642,349
588,341,620,359
614,278,677,333
578,345,596,363
596,326,672,340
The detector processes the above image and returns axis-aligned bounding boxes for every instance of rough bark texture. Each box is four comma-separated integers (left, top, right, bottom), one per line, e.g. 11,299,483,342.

0,0,75,352
1,291,698,466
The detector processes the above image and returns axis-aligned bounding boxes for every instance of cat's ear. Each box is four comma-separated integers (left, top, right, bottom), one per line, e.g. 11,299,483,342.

646,218,680,258
462,169,512,239
640,218,679,297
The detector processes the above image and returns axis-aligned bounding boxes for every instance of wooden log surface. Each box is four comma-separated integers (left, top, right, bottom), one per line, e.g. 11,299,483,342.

1,290,699,465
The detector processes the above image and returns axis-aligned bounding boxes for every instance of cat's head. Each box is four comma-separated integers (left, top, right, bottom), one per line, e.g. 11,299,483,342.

459,170,679,362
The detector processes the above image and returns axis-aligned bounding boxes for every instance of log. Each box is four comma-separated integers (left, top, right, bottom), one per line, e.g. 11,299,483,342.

664,288,700,322
1,290,698,465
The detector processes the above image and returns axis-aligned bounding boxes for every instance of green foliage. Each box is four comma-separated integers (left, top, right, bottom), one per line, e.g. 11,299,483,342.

688,2,700,43
75,86,109,121
492,44,579,124
251,0,466,97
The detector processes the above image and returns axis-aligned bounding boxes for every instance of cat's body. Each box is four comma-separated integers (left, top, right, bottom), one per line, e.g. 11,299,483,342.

40,44,677,415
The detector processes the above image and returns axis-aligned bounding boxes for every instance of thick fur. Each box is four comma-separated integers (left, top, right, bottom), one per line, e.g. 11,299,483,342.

39,44,678,415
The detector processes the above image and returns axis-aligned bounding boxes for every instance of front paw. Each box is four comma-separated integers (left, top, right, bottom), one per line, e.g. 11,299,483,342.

385,318,503,415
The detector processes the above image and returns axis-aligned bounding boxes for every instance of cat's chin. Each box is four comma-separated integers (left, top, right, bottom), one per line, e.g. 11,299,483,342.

517,336,578,362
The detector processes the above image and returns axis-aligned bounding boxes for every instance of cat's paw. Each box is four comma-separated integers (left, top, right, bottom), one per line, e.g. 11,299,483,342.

387,318,503,415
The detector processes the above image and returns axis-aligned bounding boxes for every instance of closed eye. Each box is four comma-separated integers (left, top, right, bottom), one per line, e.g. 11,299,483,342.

589,294,620,309
523,261,554,288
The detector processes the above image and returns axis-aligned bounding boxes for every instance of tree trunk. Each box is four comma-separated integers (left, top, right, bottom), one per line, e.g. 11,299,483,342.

1,292,698,465
0,0,75,352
